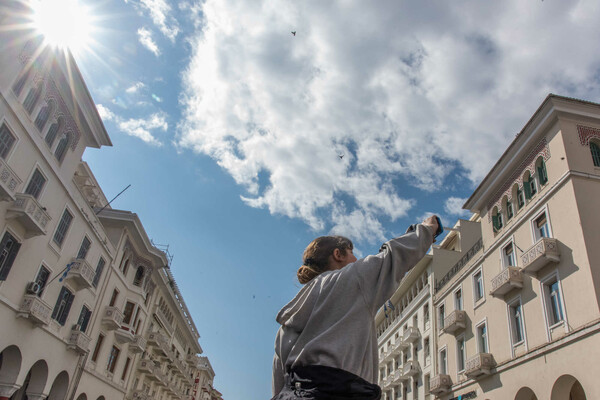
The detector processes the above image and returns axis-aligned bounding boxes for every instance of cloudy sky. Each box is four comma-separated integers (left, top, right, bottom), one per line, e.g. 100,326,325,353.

64,0,600,397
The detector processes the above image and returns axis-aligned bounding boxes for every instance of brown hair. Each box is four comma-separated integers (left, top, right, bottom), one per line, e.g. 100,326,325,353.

297,236,353,284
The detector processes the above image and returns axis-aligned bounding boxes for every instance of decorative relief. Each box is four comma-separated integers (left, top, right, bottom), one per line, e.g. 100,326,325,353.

577,125,600,146
486,138,550,221
44,79,81,150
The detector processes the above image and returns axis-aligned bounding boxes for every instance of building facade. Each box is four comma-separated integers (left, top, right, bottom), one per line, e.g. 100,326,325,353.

378,95,600,400
0,3,221,400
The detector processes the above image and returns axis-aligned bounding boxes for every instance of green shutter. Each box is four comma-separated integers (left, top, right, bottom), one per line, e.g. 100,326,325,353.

492,215,499,231
538,160,548,185
591,142,600,167
523,180,532,199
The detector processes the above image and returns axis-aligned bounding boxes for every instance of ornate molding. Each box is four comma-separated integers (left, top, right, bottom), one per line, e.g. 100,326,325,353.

577,125,600,146
486,138,550,220
43,79,81,149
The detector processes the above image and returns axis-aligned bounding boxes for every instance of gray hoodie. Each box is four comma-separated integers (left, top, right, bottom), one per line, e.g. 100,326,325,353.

272,224,433,395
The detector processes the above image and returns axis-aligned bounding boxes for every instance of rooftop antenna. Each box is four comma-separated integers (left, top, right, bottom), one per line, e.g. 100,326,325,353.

95,184,131,215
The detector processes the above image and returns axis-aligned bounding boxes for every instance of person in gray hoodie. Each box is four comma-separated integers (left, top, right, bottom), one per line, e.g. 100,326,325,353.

271,215,438,399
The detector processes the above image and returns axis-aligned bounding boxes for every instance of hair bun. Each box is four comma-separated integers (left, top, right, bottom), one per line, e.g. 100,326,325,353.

297,265,319,285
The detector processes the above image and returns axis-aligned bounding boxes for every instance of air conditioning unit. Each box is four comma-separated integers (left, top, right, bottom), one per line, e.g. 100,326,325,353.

26,281,42,295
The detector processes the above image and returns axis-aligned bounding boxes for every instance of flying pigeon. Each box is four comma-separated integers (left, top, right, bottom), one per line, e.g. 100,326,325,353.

338,154,344,159
291,31,296,36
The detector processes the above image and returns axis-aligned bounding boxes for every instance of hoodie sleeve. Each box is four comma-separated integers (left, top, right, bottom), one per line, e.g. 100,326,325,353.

272,328,285,395
354,224,433,314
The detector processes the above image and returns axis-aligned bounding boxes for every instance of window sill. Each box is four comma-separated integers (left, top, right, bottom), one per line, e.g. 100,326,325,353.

473,297,486,311
512,340,525,349
549,320,564,331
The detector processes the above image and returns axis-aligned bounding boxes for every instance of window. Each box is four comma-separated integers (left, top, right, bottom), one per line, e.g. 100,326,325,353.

123,301,135,325
93,257,105,288
454,289,463,311
12,70,31,96
456,337,465,372
51,286,74,326
492,207,503,231
54,132,70,162
543,276,564,326
529,177,537,196
533,212,550,241
473,270,484,303
0,231,21,281
23,84,42,114
517,187,525,209
413,314,418,328
91,334,105,362
503,242,517,267
0,123,16,159
76,305,92,332
34,265,51,296
538,158,548,185
438,304,445,330
591,142,600,167
45,120,60,147
109,288,119,307
439,348,447,375
107,346,120,373
424,374,430,396
24,169,46,199
414,380,419,399
34,102,52,131
506,199,513,220
423,304,430,329
121,357,131,381
424,337,430,362
53,209,73,247
477,322,488,353
77,237,91,259
120,257,130,276
133,266,144,286
509,300,524,345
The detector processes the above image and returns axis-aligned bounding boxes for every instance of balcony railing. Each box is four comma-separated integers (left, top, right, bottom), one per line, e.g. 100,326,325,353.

147,331,173,360
521,238,560,275
138,358,156,375
443,310,467,334
403,326,420,343
6,194,51,237
393,368,403,382
67,329,91,354
403,360,420,377
130,335,146,353
490,267,523,297
18,294,51,326
64,258,96,291
430,374,452,394
115,326,135,344
102,306,124,330
130,390,150,400
465,353,496,379
155,307,174,334
0,158,21,202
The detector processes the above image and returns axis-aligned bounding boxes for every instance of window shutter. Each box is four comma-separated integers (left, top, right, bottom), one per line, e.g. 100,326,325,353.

591,142,600,167
523,180,531,199
492,215,499,231
538,160,548,185
52,287,66,320
0,238,21,281
59,290,74,326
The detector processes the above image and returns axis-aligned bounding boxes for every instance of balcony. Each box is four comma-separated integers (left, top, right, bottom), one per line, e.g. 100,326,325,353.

114,326,135,344
155,307,174,335
443,310,467,334
102,306,124,330
147,331,174,360
130,390,150,400
430,374,452,394
186,353,199,365
490,267,523,297
403,326,420,343
67,329,91,354
465,353,496,379
521,238,560,275
17,294,51,326
63,258,95,291
393,369,404,382
6,194,51,237
403,360,420,377
0,158,21,202
130,335,146,353
137,358,156,375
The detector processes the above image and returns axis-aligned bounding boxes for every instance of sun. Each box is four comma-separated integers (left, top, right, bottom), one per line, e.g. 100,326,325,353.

31,0,94,53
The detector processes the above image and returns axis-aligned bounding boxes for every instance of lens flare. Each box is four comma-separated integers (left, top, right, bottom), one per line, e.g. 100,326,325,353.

32,0,93,53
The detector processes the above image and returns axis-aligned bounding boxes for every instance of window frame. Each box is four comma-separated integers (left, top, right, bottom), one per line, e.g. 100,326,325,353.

438,303,445,332
500,237,518,269
530,206,553,244
92,257,106,288
24,166,48,200
475,318,489,354
34,263,52,297
438,346,448,375
506,296,527,353
91,333,105,363
51,285,75,326
456,334,466,374
0,229,22,282
52,206,74,248
453,286,463,311
472,266,485,306
0,120,18,161
591,140,600,167
107,345,121,374
76,236,92,260
540,271,568,334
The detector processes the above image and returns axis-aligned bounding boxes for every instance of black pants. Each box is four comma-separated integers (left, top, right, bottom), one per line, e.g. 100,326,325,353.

271,365,382,400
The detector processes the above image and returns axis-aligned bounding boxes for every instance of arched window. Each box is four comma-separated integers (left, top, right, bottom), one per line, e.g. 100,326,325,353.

23,83,43,114
54,131,70,162
12,69,32,97
591,141,600,167
536,156,548,186
492,206,503,232
34,100,54,131
523,171,536,200
133,266,144,286
503,195,513,220
45,117,62,147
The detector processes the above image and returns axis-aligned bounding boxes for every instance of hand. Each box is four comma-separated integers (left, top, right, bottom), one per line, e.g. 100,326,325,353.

422,215,439,239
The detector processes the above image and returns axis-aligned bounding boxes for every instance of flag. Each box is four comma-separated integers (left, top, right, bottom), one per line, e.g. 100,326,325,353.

58,262,75,282
384,303,388,319
386,300,395,311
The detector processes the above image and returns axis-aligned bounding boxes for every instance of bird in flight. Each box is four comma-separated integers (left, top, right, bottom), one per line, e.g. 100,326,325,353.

291,31,296,36
338,154,344,160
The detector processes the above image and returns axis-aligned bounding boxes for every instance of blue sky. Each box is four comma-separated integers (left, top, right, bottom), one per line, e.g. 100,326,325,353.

51,0,600,398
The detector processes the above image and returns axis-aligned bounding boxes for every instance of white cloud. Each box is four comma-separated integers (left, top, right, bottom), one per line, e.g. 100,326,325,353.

137,28,160,56
178,0,600,243
126,81,146,93
444,197,471,218
137,0,179,41
97,104,166,146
